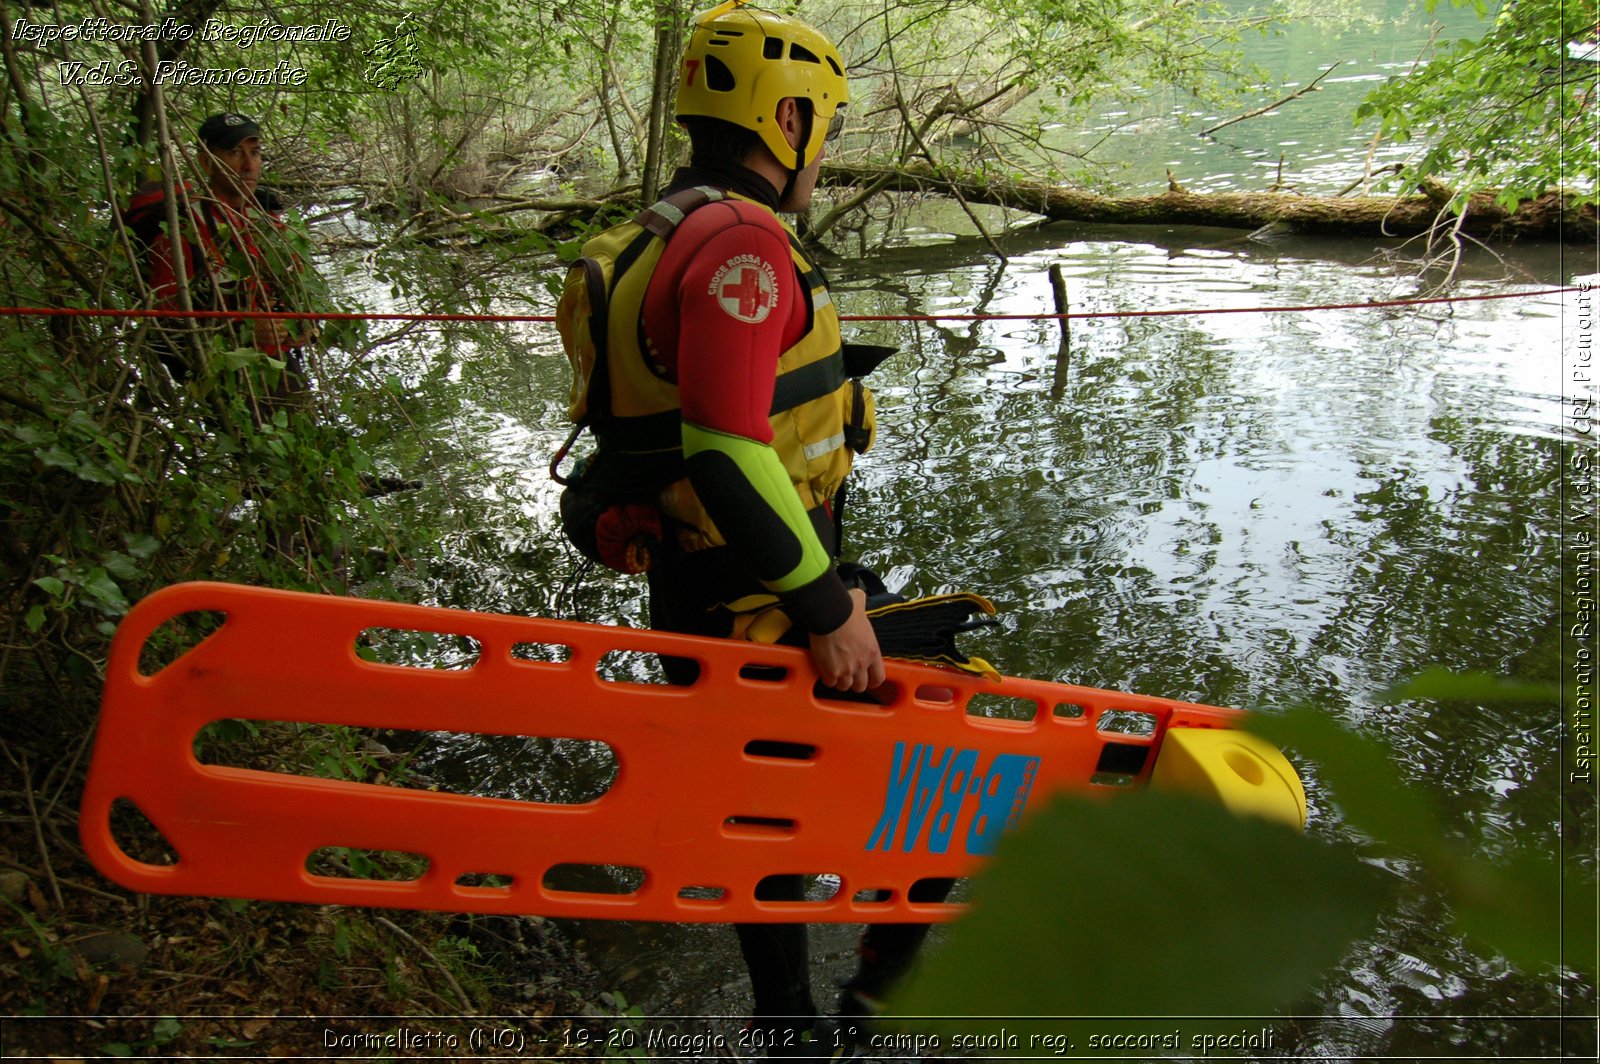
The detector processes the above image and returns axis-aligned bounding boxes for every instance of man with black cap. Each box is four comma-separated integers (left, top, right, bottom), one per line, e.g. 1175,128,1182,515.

124,111,309,386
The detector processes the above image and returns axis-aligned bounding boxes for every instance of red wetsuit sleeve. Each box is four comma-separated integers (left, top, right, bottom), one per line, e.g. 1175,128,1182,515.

672,217,795,440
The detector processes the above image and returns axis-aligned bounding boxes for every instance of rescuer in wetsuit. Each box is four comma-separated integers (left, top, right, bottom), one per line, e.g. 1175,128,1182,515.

124,112,312,407
124,113,368,561
557,1,950,1051
641,30,879,696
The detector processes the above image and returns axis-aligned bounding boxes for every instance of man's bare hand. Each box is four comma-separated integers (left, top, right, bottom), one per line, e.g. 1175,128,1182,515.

808,588,885,693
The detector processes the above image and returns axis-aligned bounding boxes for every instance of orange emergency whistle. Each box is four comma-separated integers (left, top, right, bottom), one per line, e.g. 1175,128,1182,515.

81,581,1261,922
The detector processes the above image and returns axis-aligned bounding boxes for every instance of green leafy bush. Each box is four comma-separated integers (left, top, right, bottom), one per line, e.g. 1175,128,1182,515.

1357,0,1600,209
890,671,1591,1049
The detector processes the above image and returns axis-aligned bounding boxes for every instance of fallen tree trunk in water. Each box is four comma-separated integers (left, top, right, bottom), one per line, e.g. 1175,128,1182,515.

817,162,1597,244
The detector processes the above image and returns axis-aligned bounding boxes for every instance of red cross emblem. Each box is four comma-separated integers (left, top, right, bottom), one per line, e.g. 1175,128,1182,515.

712,259,777,323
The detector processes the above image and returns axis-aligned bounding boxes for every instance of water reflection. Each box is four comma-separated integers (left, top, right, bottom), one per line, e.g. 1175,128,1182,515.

346,214,1589,1054
1054,0,1492,195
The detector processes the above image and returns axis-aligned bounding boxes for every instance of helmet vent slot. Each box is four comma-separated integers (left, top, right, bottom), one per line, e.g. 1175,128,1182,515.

826,56,843,76
763,36,783,60
704,54,736,92
789,42,820,64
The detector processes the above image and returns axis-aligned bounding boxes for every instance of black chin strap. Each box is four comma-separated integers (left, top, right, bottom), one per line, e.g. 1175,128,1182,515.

779,107,816,204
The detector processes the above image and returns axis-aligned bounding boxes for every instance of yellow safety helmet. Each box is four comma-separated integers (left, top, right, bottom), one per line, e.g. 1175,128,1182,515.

677,1,849,172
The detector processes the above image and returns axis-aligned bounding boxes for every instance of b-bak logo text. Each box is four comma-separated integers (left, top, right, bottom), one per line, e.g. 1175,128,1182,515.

865,743,1039,856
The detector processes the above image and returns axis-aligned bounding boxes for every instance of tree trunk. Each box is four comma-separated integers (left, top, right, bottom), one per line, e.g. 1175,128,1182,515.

819,162,1598,244
128,0,226,148
640,0,685,204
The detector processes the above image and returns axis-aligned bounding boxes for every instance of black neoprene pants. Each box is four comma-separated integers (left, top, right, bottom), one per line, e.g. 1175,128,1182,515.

646,555,953,1027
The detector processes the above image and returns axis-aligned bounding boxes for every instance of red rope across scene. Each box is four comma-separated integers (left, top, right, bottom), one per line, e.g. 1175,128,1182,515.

0,286,1581,325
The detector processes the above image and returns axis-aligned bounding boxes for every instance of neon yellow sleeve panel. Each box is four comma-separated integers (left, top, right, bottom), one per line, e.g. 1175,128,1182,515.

681,421,832,594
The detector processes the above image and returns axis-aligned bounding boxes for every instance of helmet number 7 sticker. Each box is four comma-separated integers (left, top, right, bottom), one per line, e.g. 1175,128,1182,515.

684,58,700,86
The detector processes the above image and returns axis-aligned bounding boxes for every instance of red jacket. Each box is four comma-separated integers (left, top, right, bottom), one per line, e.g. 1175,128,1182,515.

123,181,296,356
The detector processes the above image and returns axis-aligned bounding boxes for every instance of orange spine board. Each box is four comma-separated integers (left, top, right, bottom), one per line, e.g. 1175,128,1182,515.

80,581,1245,923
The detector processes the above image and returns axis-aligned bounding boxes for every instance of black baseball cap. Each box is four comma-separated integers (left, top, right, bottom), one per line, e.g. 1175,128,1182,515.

198,112,262,151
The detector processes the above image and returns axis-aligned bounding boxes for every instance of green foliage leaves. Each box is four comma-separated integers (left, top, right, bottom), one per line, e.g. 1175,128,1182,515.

0,33,413,733
820,0,1275,192
891,791,1389,1027
1254,706,1579,976
892,670,1588,1039
1390,667,1561,706
1257,670,1587,978
1356,0,1598,208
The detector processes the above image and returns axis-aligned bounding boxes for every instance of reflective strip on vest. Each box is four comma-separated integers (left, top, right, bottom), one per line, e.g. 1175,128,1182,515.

803,431,847,462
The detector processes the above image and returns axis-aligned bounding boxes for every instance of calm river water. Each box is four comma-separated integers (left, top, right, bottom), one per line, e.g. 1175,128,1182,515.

337,2,1597,1059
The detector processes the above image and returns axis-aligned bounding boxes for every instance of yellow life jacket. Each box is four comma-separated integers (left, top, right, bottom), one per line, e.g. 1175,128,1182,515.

556,187,876,561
